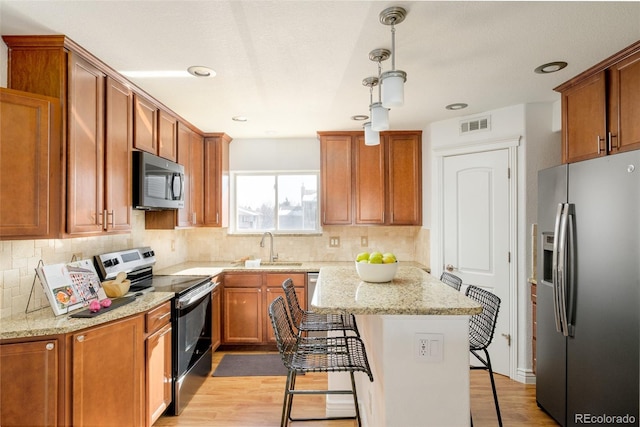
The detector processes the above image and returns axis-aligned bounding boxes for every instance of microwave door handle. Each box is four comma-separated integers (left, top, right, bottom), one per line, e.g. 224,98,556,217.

171,173,183,200
551,203,563,333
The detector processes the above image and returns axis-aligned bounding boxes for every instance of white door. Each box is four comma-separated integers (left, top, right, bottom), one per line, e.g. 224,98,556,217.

442,149,511,376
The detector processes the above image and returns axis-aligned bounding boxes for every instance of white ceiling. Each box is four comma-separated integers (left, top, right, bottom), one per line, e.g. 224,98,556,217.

1,1,639,139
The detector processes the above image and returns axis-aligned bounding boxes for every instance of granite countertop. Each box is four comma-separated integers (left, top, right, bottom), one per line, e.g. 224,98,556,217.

154,260,429,275
1,292,175,340
310,266,482,316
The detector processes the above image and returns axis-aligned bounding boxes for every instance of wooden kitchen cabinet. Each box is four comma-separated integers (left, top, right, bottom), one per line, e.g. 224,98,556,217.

158,109,178,161
190,131,205,227
0,88,62,240
0,337,63,426
222,272,306,346
133,93,159,155
319,130,422,226
145,301,172,426
69,314,145,427
212,282,222,351
204,134,232,227
3,36,132,236
556,41,640,163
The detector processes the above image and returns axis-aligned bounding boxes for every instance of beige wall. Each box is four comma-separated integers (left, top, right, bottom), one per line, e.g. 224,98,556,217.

1,210,428,318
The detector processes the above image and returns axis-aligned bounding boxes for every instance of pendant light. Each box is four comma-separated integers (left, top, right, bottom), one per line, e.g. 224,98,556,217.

379,6,407,108
362,76,380,146
369,48,390,132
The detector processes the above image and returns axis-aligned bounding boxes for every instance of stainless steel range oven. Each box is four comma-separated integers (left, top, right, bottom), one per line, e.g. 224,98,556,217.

94,247,215,415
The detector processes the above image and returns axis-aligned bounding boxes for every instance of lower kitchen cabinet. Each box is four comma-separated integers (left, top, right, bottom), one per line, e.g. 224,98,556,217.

0,300,171,427
145,301,172,426
0,338,62,426
222,272,306,346
70,315,145,427
211,282,222,350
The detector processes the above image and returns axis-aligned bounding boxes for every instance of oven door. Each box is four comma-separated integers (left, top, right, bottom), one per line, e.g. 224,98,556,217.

172,282,214,415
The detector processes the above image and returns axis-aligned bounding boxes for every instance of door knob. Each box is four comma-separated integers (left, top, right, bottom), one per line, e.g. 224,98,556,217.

446,264,455,272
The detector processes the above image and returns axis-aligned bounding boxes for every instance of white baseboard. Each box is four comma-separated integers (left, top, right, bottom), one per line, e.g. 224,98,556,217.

516,367,537,384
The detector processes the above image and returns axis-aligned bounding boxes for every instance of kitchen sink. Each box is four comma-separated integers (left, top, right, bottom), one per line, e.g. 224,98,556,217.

260,262,303,266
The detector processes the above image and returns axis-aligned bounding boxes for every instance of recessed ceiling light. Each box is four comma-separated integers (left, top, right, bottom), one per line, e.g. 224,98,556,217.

232,116,248,122
351,115,369,121
534,61,568,74
445,103,468,111
187,65,216,77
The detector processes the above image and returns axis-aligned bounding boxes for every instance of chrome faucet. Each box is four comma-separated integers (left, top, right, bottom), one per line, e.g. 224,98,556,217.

260,232,278,262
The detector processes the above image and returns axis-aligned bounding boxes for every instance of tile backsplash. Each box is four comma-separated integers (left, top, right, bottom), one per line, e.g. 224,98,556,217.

1,210,429,318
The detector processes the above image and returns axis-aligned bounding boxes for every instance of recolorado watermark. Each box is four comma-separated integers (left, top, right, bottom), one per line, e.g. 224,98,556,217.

575,413,637,424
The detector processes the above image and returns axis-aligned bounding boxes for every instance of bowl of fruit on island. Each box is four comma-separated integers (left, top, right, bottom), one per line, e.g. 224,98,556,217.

355,251,398,283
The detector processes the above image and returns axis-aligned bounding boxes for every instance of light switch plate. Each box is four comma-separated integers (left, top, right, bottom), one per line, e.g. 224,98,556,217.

329,236,340,247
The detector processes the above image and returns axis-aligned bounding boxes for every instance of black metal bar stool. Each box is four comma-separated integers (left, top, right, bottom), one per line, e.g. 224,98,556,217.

466,284,503,427
282,278,360,337
269,296,373,427
440,271,463,291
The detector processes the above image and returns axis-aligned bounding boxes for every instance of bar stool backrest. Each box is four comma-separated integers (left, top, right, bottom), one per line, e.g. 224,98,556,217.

440,272,463,291
269,296,298,366
465,285,501,351
282,278,304,330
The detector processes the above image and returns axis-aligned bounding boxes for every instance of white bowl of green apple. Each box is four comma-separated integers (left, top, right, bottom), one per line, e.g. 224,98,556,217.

355,251,398,283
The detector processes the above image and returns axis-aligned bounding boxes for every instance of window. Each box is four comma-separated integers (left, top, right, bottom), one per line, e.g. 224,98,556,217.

233,172,319,233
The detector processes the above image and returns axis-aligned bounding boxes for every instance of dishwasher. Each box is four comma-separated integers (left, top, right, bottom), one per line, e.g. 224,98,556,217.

306,272,325,337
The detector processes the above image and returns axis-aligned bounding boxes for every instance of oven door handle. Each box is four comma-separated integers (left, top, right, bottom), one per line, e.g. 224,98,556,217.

176,281,215,309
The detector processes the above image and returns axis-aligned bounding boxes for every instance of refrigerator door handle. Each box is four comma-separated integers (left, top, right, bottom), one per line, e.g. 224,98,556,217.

551,203,563,333
566,206,576,337
557,203,570,337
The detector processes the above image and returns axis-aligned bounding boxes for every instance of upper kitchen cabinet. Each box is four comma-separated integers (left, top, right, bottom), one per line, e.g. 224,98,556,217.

158,110,178,161
133,93,158,155
204,133,232,227
0,88,62,240
133,95,178,161
556,40,640,163
3,35,133,236
318,130,422,226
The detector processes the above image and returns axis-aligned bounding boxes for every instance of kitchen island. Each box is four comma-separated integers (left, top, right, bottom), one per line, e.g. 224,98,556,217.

311,265,482,427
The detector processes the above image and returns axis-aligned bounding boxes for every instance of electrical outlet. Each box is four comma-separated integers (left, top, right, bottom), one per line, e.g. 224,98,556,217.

329,236,340,247
171,240,176,251
360,236,368,247
415,333,444,362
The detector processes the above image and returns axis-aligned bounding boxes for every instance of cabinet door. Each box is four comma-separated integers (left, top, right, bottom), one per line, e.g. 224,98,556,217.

133,93,158,154
176,123,192,227
146,323,172,427
354,134,385,224
608,50,640,154
67,54,106,234
0,89,61,239
211,286,222,350
223,287,263,343
190,132,205,226
204,135,231,227
158,110,178,161
71,316,144,427
386,132,422,225
105,77,132,232
320,134,353,225
1,339,60,427
561,71,607,163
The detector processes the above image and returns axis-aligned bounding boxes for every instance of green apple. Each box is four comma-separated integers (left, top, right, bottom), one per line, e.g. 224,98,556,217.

382,253,397,264
356,252,370,262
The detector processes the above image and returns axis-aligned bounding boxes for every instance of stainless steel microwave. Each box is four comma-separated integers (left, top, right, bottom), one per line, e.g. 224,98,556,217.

133,151,185,210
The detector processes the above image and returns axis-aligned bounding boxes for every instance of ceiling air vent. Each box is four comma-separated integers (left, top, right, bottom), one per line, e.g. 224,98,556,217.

459,115,490,135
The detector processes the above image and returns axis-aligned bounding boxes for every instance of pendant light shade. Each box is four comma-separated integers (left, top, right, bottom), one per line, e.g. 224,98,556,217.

364,122,379,146
370,102,389,131
380,6,407,108
381,70,406,108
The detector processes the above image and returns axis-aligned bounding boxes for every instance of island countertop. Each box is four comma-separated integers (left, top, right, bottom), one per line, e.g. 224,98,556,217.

310,265,482,315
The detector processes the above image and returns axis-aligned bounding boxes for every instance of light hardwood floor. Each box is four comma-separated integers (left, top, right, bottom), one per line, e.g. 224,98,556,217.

155,351,559,427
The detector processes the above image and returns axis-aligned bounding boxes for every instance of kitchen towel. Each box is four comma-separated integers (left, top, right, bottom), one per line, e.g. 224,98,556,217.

212,353,289,377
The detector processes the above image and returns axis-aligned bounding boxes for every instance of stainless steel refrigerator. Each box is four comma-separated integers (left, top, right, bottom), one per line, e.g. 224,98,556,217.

536,150,639,427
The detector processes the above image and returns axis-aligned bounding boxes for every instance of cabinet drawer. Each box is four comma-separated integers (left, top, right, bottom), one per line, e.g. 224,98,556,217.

146,301,172,333
265,273,306,288
224,273,262,287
